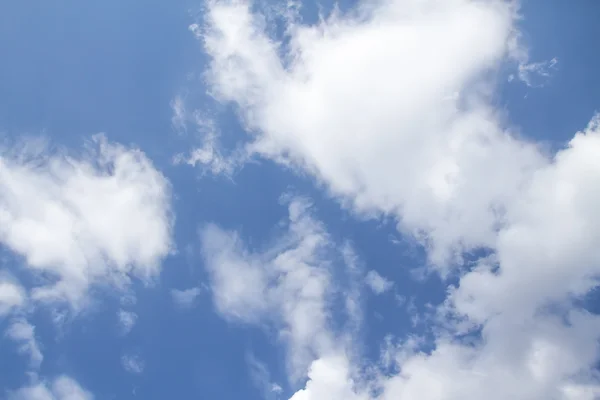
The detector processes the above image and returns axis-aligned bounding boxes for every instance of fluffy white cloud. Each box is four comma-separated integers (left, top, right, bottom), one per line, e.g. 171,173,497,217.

0,277,26,316
201,197,357,379
8,376,93,400
171,287,203,309
0,135,174,308
6,318,43,369
364,270,393,295
200,0,547,269
256,79,600,400
196,1,600,399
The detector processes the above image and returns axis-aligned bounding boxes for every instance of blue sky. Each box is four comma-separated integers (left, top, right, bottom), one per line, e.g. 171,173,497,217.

1,1,600,399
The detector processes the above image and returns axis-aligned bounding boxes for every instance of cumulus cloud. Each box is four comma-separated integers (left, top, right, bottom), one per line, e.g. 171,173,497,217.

8,376,93,400
364,270,393,295
171,287,203,309
195,0,600,399
201,197,358,379
199,0,550,269
281,118,600,400
0,135,174,308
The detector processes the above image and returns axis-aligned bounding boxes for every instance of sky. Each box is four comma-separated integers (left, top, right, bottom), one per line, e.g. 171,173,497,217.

1,0,600,399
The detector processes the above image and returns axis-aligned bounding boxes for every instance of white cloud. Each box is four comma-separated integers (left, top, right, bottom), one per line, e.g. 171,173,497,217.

196,1,600,399
201,197,357,380
0,277,26,316
200,0,549,269
171,287,202,309
262,118,600,400
117,309,138,335
6,318,43,369
8,376,93,400
121,354,145,375
0,135,174,308
364,270,393,295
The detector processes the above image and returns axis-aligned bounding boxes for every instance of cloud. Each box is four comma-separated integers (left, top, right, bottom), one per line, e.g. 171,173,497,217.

5,318,43,369
196,1,600,399
122,354,145,375
364,270,393,295
172,110,248,177
0,135,174,309
117,309,138,335
199,0,549,269
8,376,93,400
0,277,26,316
171,287,203,309
200,197,358,380
259,117,600,400
171,95,188,133
512,57,559,87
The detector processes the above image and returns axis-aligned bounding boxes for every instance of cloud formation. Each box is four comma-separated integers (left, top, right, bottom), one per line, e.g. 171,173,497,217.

200,197,359,380
5,318,43,369
196,0,600,399
0,135,174,308
117,309,138,335
122,354,145,375
0,277,26,316
171,287,203,309
365,270,393,295
8,376,93,400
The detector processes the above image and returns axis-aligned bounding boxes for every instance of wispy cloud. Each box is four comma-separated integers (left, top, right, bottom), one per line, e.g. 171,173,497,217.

122,354,145,375
364,270,393,295
171,287,203,309
117,309,138,336
5,319,43,369
201,197,360,381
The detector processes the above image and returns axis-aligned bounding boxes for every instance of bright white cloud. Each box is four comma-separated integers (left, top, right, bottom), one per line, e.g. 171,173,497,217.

364,270,393,295
8,376,93,400
171,287,203,309
201,197,357,380
200,0,547,269
6,318,43,369
0,135,174,308
196,1,600,399
0,277,26,316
